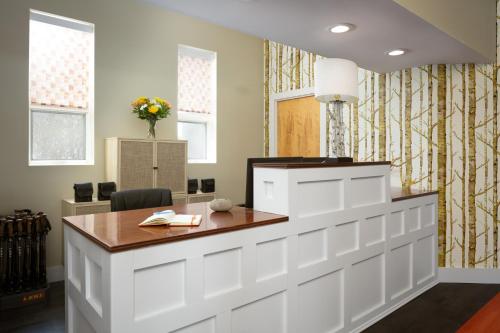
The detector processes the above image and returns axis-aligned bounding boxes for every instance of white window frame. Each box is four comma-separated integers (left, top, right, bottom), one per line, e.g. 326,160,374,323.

177,45,217,164
28,10,95,166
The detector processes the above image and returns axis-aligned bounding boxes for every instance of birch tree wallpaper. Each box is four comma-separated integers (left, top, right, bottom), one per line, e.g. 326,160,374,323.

264,4,500,269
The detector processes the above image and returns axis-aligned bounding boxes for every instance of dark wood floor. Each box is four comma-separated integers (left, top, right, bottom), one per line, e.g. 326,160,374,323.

0,282,498,332
364,283,500,333
0,281,64,333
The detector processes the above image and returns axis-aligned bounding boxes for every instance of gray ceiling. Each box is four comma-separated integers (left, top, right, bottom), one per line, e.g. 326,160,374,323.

144,0,489,73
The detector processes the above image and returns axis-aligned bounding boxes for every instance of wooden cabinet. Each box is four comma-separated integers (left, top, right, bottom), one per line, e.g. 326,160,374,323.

105,138,187,195
60,138,215,218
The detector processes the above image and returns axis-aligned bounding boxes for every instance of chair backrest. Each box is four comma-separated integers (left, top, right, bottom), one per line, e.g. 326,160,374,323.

110,188,173,212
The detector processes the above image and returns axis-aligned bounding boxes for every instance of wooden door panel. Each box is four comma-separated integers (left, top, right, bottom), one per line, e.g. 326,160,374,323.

277,96,320,157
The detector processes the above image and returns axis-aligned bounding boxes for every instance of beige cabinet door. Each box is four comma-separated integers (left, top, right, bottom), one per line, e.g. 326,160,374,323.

119,140,155,190
156,141,187,194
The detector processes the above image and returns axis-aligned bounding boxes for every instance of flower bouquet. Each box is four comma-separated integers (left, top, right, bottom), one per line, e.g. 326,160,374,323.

131,96,172,139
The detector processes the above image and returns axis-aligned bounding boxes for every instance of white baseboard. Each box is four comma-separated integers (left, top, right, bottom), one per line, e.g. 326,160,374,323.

439,268,500,284
47,265,64,283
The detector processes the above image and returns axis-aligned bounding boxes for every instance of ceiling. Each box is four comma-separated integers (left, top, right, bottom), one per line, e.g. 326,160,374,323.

144,0,490,73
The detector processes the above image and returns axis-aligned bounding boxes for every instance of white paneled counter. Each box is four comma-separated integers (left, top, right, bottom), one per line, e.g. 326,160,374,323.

63,161,437,333
253,161,438,332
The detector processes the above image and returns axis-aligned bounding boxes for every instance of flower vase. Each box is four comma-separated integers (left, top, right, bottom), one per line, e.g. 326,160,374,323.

147,119,157,139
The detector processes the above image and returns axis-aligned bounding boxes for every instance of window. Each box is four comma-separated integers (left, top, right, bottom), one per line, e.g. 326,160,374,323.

29,10,94,165
177,45,217,163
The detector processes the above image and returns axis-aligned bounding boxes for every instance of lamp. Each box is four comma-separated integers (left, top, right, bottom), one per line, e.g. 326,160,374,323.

314,58,358,157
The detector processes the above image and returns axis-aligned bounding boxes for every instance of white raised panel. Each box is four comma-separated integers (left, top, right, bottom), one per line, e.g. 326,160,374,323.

390,211,404,238
204,247,242,297
69,296,97,333
257,238,287,282
171,317,215,333
85,257,103,316
351,254,385,321
389,243,412,299
264,181,274,199
334,220,359,256
407,207,420,232
415,235,434,284
298,270,344,333
351,176,384,207
134,260,186,320
421,203,435,227
231,292,287,333
363,215,385,247
297,179,343,217
298,228,327,268
68,242,82,291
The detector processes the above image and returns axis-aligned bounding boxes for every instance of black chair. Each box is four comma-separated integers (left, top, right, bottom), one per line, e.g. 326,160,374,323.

110,188,173,212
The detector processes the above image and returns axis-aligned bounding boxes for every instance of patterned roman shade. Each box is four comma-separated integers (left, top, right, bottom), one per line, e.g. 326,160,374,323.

178,53,214,114
29,19,91,109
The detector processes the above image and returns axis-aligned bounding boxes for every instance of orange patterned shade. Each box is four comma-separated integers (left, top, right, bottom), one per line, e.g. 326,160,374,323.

178,53,214,114
29,19,91,110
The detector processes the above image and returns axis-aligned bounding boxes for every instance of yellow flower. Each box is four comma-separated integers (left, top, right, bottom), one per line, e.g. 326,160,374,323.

132,96,148,107
155,97,173,108
154,97,165,104
149,105,159,114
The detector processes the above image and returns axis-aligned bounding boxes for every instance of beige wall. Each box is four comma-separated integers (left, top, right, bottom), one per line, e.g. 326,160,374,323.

394,0,496,61
0,0,264,268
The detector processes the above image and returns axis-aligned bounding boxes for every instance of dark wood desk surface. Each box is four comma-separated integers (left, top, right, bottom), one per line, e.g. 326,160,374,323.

62,202,288,253
254,161,391,169
391,187,438,201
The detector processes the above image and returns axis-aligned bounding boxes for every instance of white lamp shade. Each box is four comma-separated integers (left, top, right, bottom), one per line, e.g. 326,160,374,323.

314,58,359,103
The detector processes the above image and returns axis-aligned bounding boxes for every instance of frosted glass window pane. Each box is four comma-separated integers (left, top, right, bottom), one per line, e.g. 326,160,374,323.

178,121,207,160
31,110,86,161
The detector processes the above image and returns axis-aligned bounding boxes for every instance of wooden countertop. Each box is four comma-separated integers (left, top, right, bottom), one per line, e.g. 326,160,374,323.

391,187,438,201
62,202,288,253
254,161,391,169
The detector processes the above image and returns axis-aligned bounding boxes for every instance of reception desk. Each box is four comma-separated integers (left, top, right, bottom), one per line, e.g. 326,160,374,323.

63,161,437,333
253,161,438,333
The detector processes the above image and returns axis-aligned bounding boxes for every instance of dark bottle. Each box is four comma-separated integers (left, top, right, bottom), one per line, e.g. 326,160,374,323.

5,219,14,294
32,215,41,290
14,218,25,293
38,213,51,288
0,217,6,295
24,217,33,291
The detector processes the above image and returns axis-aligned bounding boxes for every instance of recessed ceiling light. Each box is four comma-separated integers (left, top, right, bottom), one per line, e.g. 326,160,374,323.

330,24,353,34
387,49,406,56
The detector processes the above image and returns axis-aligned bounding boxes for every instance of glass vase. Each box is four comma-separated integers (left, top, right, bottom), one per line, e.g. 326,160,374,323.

147,119,157,139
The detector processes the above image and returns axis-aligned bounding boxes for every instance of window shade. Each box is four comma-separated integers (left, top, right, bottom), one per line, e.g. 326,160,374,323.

178,54,214,114
29,19,91,109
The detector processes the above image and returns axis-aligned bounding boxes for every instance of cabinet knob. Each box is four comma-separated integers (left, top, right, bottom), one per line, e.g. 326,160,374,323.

153,166,158,170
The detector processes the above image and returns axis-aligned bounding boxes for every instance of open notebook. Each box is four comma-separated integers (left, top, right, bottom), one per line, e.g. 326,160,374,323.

139,210,202,227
